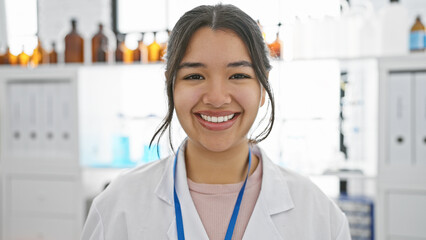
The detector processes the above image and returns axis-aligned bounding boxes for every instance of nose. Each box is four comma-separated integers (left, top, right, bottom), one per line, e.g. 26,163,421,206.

202,78,232,108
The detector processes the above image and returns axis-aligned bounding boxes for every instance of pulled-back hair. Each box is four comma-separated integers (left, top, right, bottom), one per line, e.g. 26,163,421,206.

150,4,275,151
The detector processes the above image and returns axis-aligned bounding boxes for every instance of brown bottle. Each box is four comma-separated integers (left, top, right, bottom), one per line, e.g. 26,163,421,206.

65,19,84,63
148,32,161,62
92,23,108,62
31,37,46,67
115,34,124,63
0,45,7,64
133,39,142,63
18,47,30,67
49,42,58,63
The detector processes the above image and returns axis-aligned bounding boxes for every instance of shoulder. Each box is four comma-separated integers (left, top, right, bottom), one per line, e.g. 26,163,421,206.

92,156,171,212
261,153,350,239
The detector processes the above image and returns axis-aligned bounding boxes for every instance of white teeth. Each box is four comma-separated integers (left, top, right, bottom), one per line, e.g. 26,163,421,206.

200,114,235,123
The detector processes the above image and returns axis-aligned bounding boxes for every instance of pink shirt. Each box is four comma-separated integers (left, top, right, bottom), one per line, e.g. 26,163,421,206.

187,152,263,240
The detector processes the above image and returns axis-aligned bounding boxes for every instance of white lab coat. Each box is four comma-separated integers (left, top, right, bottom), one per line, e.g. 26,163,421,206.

81,142,351,240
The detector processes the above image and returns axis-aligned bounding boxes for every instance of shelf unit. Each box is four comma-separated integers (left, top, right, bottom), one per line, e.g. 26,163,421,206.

376,55,426,240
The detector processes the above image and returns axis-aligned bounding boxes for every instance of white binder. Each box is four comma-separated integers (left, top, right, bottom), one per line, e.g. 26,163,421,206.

415,72,426,165
388,73,412,165
56,82,73,160
42,83,57,158
7,83,24,158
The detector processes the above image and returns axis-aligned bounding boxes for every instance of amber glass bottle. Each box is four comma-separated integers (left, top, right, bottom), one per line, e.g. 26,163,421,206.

49,42,58,63
18,47,30,67
115,34,124,63
133,39,141,63
410,16,425,51
31,38,46,66
0,45,6,64
268,23,282,59
7,48,18,65
92,24,108,62
123,39,133,63
65,19,84,63
148,32,161,62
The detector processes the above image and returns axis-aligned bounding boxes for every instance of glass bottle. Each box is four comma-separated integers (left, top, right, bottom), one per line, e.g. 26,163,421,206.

139,33,149,63
65,18,84,63
49,42,58,64
0,44,6,64
410,16,425,52
92,23,108,62
268,23,283,59
257,20,266,41
123,37,133,63
148,32,161,62
115,33,124,63
18,47,30,67
31,37,46,67
133,38,142,63
7,47,18,65
159,29,170,62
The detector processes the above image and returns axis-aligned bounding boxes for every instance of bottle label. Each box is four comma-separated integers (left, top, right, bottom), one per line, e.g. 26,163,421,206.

410,31,425,50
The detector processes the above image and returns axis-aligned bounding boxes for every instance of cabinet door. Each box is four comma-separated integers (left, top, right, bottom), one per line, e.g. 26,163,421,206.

9,216,76,240
387,191,426,239
388,73,412,165
9,177,76,215
414,72,426,165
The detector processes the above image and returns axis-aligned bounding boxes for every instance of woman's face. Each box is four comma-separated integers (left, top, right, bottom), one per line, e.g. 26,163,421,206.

174,27,265,153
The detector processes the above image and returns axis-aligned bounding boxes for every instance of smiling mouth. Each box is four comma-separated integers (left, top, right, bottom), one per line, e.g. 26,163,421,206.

199,113,236,123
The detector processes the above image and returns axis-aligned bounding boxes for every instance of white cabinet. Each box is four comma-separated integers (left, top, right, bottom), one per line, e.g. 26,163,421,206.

0,66,83,240
0,64,167,240
377,56,426,240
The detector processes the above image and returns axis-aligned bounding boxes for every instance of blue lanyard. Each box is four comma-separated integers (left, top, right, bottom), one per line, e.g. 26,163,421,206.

173,147,252,240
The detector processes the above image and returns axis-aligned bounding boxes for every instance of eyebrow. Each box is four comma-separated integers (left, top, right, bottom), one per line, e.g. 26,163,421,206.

178,60,253,69
178,62,206,69
227,60,253,68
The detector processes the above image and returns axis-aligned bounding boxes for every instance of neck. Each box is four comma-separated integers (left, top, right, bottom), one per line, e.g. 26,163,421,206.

185,139,259,184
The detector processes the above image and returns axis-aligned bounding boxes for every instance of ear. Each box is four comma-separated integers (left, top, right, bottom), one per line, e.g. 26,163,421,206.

260,72,269,107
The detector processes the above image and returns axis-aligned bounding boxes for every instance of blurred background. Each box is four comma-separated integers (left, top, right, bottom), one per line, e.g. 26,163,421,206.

0,0,425,239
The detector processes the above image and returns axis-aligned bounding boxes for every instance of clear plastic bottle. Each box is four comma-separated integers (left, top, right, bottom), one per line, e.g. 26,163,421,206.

378,0,409,56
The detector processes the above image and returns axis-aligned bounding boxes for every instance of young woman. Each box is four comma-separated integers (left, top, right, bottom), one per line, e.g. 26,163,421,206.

81,4,350,240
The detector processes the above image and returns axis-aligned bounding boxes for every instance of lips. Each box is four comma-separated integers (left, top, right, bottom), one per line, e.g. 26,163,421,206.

194,111,240,131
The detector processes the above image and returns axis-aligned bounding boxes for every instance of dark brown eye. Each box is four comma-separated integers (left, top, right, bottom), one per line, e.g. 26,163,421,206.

230,73,251,79
184,74,205,80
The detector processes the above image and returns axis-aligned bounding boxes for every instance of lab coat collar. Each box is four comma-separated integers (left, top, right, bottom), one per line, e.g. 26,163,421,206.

242,145,294,240
154,140,295,240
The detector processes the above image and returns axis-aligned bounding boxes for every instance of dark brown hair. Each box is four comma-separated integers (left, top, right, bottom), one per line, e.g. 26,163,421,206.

150,4,275,151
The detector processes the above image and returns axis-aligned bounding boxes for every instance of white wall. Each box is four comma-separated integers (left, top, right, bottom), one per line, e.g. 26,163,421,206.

0,0,7,46
37,0,112,53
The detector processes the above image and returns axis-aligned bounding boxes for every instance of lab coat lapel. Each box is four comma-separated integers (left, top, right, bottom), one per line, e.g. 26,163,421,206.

242,147,295,240
155,142,209,240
